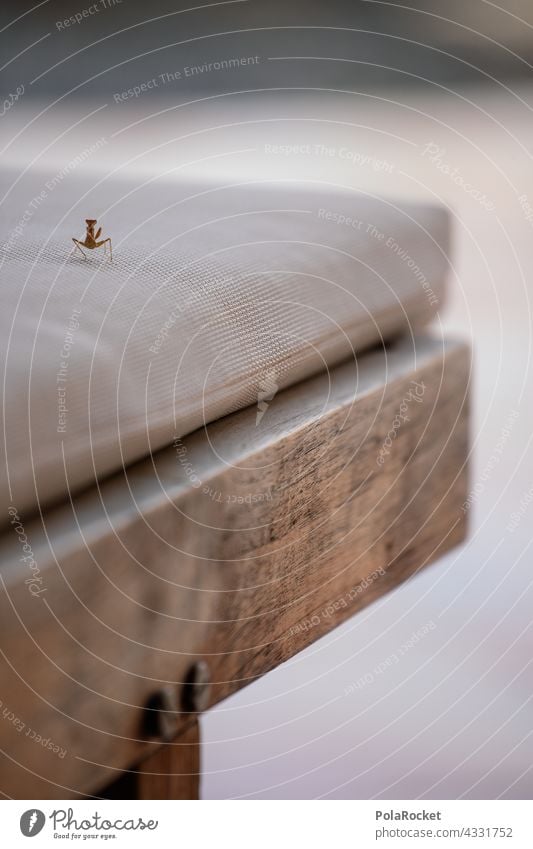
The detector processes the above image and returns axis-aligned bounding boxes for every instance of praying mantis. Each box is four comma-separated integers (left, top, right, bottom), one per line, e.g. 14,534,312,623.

71,219,112,261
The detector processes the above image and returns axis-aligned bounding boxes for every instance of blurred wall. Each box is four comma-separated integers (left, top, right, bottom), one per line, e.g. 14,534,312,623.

2,0,533,98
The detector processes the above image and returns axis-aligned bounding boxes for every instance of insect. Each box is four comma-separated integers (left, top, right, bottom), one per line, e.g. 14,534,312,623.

71,219,112,261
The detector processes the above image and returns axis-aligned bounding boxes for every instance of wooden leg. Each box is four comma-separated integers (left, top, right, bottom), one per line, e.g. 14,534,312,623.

136,719,201,800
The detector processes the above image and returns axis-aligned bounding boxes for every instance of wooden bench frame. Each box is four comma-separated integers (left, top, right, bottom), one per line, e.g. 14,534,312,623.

0,335,470,799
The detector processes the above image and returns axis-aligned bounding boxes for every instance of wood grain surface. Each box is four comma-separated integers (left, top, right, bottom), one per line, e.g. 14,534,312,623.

0,335,470,798
136,720,201,801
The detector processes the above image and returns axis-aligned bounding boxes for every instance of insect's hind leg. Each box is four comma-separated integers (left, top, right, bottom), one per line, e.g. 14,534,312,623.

96,238,112,262
72,238,87,259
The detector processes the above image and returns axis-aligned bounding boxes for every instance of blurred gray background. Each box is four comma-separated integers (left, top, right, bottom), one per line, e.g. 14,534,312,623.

3,0,533,96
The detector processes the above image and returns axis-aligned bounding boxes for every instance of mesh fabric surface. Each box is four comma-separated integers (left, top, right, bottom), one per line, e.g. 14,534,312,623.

0,175,449,520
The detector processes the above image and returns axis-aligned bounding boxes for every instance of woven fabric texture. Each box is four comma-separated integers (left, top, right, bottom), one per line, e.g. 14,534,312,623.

0,175,449,520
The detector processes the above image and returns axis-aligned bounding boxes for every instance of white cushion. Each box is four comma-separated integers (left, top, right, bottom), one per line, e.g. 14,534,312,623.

0,175,449,519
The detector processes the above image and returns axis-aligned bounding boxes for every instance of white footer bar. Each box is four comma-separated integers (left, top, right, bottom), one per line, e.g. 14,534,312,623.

3,800,532,848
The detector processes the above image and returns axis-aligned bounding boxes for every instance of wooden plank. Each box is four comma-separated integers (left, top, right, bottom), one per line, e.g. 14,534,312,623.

0,335,470,798
99,720,200,800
